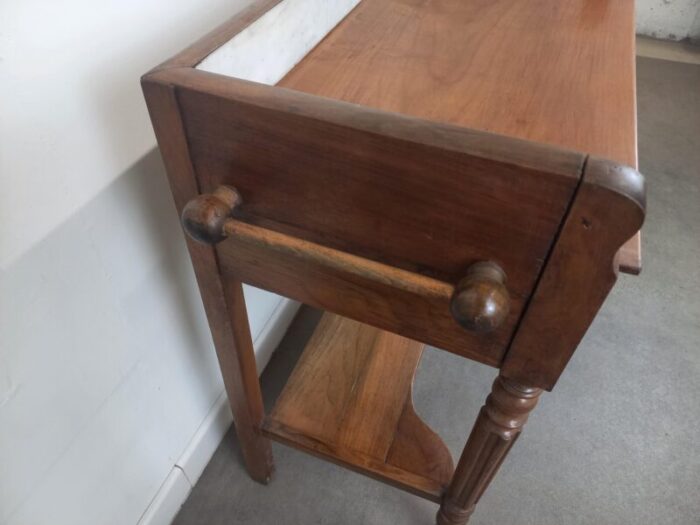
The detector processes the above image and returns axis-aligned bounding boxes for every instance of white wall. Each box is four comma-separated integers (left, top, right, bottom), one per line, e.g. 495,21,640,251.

0,0,247,270
637,0,700,41
0,1,297,525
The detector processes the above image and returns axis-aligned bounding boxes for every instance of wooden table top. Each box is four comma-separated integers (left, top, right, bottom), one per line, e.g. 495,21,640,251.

280,0,641,272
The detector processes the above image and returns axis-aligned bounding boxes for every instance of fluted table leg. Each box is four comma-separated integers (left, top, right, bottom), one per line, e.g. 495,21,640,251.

437,375,542,525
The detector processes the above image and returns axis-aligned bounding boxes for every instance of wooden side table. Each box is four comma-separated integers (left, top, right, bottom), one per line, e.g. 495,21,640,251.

142,1,645,523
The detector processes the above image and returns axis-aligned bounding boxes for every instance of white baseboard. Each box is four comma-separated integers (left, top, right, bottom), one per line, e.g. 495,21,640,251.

137,298,300,525
136,467,192,525
174,390,233,488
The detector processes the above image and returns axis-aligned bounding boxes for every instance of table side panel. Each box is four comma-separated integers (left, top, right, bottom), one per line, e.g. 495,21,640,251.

175,75,582,291
161,68,585,364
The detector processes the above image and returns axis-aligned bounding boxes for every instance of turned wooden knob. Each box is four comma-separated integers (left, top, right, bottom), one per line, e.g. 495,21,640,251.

450,261,510,333
181,186,241,244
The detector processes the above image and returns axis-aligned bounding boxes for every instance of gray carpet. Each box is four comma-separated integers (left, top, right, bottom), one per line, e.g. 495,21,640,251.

173,56,700,525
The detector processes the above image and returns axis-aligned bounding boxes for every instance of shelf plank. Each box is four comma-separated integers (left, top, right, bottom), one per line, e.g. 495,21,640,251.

263,313,454,501
279,0,641,273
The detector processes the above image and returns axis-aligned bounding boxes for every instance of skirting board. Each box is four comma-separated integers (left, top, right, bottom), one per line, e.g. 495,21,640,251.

137,298,300,525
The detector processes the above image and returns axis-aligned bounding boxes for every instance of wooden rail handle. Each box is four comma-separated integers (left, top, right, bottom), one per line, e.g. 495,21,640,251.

181,186,509,333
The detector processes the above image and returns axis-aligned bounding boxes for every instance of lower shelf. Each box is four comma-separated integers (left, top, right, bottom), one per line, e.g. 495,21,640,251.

262,313,454,502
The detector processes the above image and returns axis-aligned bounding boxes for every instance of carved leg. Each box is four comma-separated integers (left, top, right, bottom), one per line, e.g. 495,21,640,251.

437,375,542,525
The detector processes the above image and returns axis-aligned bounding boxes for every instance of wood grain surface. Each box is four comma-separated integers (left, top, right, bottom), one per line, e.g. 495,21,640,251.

149,66,585,366
263,313,454,501
280,0,641,272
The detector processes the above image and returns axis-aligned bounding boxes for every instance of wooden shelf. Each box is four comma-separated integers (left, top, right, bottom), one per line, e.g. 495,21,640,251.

262,313,454,502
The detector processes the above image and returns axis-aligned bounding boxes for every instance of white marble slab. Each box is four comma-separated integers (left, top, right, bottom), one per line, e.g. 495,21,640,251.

197,0,361,84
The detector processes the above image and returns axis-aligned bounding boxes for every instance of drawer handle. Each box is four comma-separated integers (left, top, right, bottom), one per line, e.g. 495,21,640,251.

182,186,509,334
450,262,510,333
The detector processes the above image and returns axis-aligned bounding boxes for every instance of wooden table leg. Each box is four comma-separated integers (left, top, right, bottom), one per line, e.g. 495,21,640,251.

436,375,542,525
143,80,274,483
175,187,274,483
217,278,275,484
